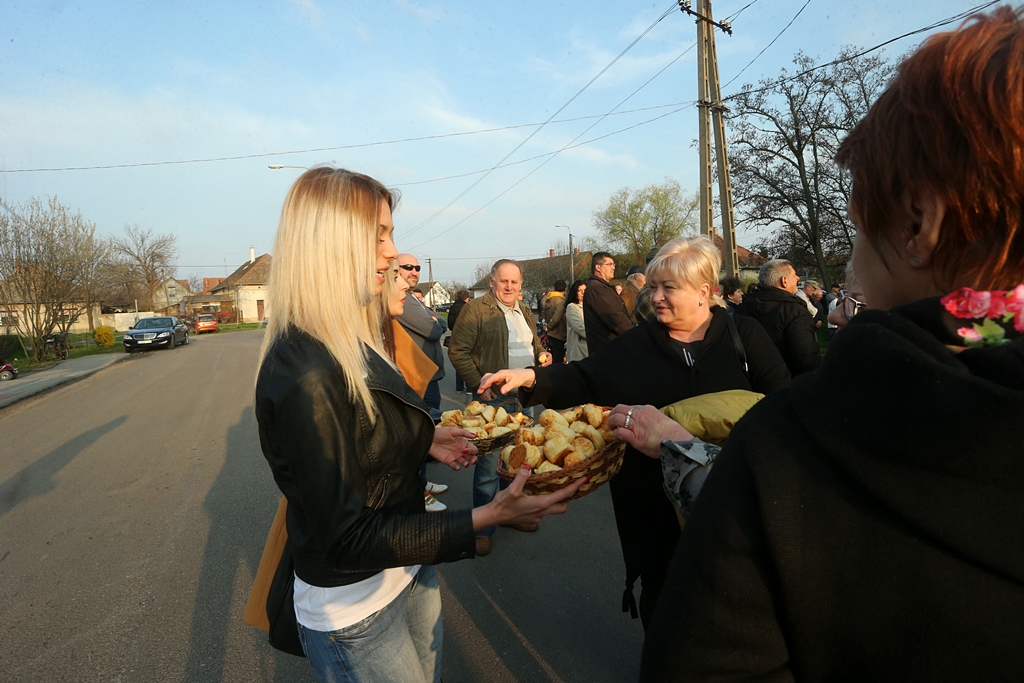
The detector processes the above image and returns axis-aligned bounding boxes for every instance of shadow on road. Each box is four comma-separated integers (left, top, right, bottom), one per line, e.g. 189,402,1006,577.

181,407,312,683
0,415,128,519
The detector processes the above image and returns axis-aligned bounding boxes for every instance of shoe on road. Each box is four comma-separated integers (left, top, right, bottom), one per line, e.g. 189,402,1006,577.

424,493,447,512
425,481,448,495
475,536,492,555
501,522,539,532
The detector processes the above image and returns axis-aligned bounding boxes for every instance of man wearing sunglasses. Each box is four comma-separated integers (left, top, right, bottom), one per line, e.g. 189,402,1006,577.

396,253,450,511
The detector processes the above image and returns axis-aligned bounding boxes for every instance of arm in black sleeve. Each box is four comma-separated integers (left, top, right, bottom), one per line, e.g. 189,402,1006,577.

735,315,792,394
783,309,822,376
640,422,794,682
264,367,474,571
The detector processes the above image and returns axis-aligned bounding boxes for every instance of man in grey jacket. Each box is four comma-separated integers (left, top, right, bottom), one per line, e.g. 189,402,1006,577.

396,254,447,409
396,254,449,512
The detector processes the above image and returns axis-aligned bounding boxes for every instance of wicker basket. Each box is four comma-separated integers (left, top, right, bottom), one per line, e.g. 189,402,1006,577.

497,439,627,501
466,399,534,453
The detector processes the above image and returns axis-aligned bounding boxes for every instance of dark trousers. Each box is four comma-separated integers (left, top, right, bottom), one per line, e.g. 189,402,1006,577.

548,337,566,364
608,448,682,630
454,371,467,392
420,380,442,488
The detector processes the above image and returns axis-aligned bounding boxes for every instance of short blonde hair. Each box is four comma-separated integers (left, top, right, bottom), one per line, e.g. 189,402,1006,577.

258,166,399,420
646,235,725,306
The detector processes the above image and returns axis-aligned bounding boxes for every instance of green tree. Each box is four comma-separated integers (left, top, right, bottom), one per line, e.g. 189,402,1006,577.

729,49,894,288
591,179,699,268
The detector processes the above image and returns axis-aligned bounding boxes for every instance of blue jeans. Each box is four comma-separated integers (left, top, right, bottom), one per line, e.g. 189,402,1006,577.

471,393,522,537
297,565,443,683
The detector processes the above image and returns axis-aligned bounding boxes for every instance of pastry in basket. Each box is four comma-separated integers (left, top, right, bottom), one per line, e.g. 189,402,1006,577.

535,461,563,473
460,416,485,429
564,452,587,468
584,404,605,428
543,435,574,466
539,408,569,428
465,401,486,416
516,425,545,446
544,422,576,443
439,409,463,426
501,443,543,471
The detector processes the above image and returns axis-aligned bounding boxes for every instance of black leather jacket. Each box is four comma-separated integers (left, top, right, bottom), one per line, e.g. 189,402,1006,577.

255,329,476,588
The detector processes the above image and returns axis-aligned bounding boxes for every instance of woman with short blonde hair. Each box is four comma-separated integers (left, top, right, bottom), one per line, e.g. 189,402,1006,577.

477,234,790,628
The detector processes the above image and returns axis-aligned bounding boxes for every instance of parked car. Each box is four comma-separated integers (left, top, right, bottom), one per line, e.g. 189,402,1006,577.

194,313,219,334
0,356,17,381
123,316,189,353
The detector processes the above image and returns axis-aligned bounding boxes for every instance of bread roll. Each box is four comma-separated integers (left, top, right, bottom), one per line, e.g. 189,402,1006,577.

507,444,527,470
582,425,606,449
564,452,587,469
539,408,569,428
572,436,596,458
599,428,615,445
494,406,510,426
500,444,515,468
460,416,485,429
543,436,573,466
465,401,486,416
561,406,583,423
584,403,604,428
523,443,543,468
506,420,521,431
535,461,562,473
544,422,576,442
489,425,512,438
466,426,488,439
570,421,588,434
481,405,497,423
516,425,545,446
440,409,463,426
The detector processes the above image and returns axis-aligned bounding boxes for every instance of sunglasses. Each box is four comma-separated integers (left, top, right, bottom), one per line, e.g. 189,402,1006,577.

399,264,422,272
840,290,866,319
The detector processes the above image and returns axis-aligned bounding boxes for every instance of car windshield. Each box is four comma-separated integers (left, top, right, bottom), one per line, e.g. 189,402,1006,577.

135,318,173,329
198,315,214,321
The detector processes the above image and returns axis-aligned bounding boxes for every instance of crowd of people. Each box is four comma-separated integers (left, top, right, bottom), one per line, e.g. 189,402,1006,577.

253,8,1023,682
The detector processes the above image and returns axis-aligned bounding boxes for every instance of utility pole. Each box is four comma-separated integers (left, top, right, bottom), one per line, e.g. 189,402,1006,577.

427,258,435,310
680,0,740,277
555,225,573,284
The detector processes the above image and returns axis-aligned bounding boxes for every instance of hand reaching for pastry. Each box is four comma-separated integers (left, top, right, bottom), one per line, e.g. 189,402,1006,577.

478,368,537,396
430,427,479,471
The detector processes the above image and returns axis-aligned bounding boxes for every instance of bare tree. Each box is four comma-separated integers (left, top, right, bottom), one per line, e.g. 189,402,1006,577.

592,179,699,268
728,49,894,287
109,224,178,310
186,272,205,295
0,196,105,360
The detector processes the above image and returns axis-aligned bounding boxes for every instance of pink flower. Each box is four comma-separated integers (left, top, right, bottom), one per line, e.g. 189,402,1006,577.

1006,285,1024,316
957,326,984,343
942,287,984,318
988,294,1008,318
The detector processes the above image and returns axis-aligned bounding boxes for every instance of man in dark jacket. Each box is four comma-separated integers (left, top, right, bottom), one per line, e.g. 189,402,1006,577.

736,259,821,376
583,252,633,353
396,254,447,408
544,280,568,363
447,289,471,393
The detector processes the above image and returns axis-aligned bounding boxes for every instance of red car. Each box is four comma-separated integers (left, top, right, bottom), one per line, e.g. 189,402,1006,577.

194,313,219,334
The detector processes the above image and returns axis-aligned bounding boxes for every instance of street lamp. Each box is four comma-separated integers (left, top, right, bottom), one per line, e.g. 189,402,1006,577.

555,224,573,284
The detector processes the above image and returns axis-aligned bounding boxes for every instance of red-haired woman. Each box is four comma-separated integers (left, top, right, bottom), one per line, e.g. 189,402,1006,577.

636,8,1024,680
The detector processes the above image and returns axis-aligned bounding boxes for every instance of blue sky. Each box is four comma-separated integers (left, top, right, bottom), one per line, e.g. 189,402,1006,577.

0,0,990,284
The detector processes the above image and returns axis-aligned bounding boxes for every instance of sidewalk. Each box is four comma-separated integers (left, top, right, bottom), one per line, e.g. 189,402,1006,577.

0,353,131,409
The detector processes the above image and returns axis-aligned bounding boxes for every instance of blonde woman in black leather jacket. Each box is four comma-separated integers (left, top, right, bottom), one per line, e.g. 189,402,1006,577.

255,167,584,683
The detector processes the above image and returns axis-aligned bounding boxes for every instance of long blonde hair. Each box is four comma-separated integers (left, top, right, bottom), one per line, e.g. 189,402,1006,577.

258,166,399,420
646,235,726,307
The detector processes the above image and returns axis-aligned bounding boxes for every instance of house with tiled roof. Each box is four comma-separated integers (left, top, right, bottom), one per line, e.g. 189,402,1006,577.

210,249,271,322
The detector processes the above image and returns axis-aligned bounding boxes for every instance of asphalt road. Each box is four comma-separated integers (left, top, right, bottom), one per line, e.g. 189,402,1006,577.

0,330,644,682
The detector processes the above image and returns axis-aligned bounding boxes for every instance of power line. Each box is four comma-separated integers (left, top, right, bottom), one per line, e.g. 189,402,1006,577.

0,102,694,174
724,0,762,22
721,0,1000,101
721,0,813,91
407,42,699,250
401,1,681,240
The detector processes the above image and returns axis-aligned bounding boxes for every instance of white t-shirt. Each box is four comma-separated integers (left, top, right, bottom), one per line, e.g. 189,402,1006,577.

293,565,419,631
499,300,535,370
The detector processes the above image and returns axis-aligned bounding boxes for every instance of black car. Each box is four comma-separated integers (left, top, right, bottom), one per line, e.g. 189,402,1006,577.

123,316,189,353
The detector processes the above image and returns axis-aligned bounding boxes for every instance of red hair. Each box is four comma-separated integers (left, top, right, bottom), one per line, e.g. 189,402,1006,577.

836,6,1024,291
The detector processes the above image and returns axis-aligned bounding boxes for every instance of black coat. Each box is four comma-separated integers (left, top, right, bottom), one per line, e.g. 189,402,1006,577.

447,298,468,332
522,307,790,625
583,276,633,354
736,286,821,377
255,330,475,587
641,297,1024,681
